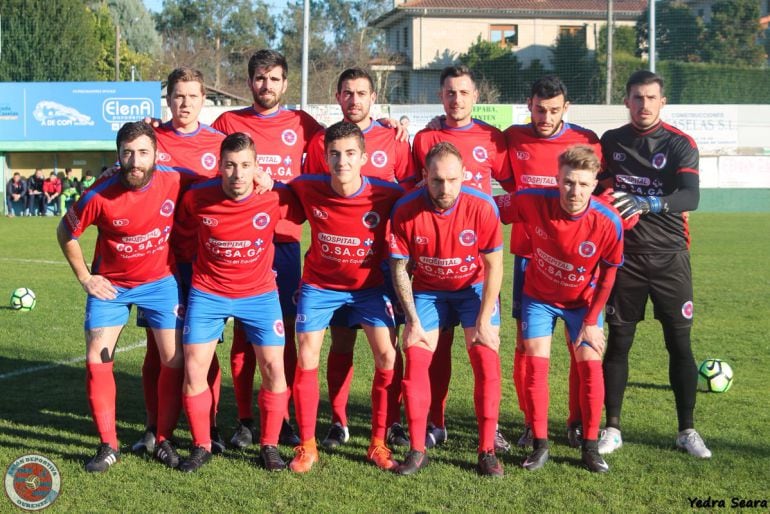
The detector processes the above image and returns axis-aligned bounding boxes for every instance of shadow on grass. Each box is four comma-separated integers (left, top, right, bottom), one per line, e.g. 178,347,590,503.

627,381,672,391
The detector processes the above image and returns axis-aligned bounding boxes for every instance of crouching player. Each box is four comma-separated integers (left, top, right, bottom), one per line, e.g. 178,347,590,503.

286,122,404,473
390,142,505,476
175,133,303,472
495,145,623,472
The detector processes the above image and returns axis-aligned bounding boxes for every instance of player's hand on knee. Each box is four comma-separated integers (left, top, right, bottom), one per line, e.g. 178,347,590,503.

82,274,118,300
575,323,605,355
472,322,500,352
402,321,429,349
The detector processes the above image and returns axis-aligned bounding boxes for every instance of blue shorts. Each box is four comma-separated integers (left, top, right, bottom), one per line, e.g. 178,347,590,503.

274,241,301,318
184,288,284,346
137,263,191,329
330,261,405,327
521,294,603,347
512,256,529,319
295,283,395,333
86,274,183,330
414,283,500,332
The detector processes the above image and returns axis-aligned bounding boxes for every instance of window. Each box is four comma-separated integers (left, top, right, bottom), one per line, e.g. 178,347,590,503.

490,25,518,48
559,25,584,38
403,26,409,49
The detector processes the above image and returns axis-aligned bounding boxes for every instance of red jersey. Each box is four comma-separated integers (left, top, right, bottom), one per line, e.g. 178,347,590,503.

412,118,514,195
176,179,303,298
391,186,502,292
496,189,623,309
155,121,225,261
287,175,403,291
303,119,416,187
63,170,181,288
212,107,324,243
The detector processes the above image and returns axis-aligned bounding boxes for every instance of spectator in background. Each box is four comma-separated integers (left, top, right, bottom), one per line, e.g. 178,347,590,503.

43,171,62,216
80,169,96,192
6,172,27,217
60,168,80,212
26,169,45,216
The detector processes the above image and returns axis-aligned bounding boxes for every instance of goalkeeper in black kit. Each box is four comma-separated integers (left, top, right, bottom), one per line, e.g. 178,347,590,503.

597,70,711,458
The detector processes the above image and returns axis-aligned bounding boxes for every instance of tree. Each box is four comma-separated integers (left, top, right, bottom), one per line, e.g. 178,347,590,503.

635,0,704,63
701,0,766,66
155,0,277,94
459,37,524,103
101,0,161,57
597,25,638,57
550,29,600,103
0,0,102,81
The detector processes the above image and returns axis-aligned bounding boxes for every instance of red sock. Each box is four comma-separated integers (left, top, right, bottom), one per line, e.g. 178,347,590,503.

326,351,354,426
428,329,453,427
469,345,501,453
567,341,581,427
156,365,184,443
371,368,394,441
141,329,160,427
183,390,212,450
525,355,550,440
231,324,256,420
292,366,319,443
577,360,605,440
386,349,404,427
403,346,433,453
259,388,289,446
513,324,529,425
86,362,118,450
208,352,221,425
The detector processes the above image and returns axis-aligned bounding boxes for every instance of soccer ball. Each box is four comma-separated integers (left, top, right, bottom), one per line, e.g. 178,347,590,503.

697,359,733,393
10,287,36,311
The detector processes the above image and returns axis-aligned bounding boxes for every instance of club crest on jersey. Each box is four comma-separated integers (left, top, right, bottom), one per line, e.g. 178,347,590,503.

202,216,218,227
613,151,626,162
312,207,328,219
362,211,380,228
414,235,429,245
472,146,488,163
371,150,388,168
157,151,171,162
273,319,285,336
113,218,129,227
459,229,477,246
281,129,298,146
160,199,175,217
651,152,667,169
578,241,596,258
681,300,694,319
201,152,217,170
516,150,530,160
253,212,270,229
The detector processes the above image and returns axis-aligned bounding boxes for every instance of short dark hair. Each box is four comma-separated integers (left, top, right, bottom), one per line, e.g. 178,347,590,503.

626,70,664,96
167,67,206,97
531,75,568,100
116,121,156,151
425,141,463,169
220,132,256,159
439,65,476,88
248,49,288,81
336,68,375,94
558,145,601,175
324,121,365,152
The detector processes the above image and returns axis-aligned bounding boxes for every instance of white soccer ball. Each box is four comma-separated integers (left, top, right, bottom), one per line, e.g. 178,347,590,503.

697,358,733,393
10,287,36,311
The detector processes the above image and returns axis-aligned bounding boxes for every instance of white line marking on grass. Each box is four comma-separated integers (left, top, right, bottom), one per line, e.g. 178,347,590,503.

0,257,66,265
0,340,147,380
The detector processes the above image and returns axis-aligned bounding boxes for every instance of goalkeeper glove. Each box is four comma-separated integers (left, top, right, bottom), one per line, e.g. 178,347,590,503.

611,191,662,219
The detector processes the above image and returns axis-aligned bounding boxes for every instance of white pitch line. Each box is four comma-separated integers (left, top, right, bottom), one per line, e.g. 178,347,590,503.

0,340,147,380
0,257,66,265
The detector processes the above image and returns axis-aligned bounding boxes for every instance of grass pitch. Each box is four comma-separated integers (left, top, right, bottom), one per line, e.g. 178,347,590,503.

0,213,768,513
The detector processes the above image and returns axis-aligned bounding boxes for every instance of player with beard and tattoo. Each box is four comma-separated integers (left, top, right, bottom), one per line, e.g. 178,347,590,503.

57,122,193,472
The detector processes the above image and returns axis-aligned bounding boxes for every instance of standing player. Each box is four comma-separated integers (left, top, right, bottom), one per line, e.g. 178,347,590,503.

495,145,623,472
212,49,324,448
412,65,514,452
175,133,302,472
391,142,505,476
286,121,403,473
504,76,603,449
599,70,710,458
303,67,415,449
57,122,185,472
132,67,227,458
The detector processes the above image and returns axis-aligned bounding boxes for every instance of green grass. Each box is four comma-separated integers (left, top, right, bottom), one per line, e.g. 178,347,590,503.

0,213,768,513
